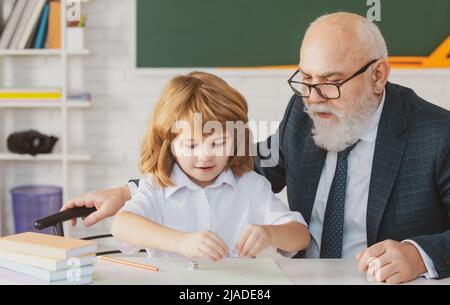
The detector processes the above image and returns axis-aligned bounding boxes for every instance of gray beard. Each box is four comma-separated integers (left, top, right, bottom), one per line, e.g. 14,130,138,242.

306,90,380,152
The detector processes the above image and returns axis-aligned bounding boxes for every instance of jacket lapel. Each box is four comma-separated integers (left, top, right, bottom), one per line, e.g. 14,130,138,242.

293,119,327,224
366,83,408,246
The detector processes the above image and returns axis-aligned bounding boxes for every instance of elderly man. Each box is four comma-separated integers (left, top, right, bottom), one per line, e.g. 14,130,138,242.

63,13,450,284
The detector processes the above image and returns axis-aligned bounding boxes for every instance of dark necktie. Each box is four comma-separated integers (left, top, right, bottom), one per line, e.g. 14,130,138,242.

320,142,359,258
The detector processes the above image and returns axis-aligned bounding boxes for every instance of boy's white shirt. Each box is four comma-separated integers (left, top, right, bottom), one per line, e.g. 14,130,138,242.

119,164,307,258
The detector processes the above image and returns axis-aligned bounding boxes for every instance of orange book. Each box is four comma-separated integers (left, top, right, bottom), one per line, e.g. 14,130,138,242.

47,1,61,49
0,232,97,260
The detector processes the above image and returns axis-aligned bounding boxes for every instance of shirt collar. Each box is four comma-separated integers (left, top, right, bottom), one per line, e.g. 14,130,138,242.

359,90,386,144
164,163,237,199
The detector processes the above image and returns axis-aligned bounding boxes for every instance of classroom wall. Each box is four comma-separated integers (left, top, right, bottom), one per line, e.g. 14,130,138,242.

1,0,449,237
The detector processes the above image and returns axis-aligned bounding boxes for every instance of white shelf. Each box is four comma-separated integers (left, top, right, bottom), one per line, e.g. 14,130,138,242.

66,49,90,56
0,100,91,109
0,153,91,162
0,49,91,56
0,0,92,234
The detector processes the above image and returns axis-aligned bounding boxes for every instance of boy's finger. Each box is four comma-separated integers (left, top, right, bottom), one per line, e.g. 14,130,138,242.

200,244,221,261
205,238,226,258
247,239,264,258
235,227,252,253
241,233,258,257
208,232,229,254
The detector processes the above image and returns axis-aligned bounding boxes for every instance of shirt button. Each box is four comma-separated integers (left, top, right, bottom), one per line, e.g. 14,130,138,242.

446,258,450,267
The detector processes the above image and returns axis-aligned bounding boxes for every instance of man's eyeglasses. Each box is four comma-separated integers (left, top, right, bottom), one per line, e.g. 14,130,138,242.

287,59,378,99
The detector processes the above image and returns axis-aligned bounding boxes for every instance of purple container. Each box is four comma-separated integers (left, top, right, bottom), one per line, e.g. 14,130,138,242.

11,185,62,234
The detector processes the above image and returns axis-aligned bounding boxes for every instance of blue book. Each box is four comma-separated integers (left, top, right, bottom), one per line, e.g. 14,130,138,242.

33,3,49,49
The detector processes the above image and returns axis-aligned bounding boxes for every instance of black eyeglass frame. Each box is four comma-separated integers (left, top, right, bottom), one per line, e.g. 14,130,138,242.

287,59,379,99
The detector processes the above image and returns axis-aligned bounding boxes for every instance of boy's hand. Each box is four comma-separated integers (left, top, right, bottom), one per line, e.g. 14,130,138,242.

179,231,229,261
235,224,271,257
61,186,131,227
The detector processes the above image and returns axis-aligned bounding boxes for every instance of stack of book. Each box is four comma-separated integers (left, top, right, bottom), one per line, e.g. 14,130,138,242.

0,0,61,50
0,87,62,102
0,232,97,285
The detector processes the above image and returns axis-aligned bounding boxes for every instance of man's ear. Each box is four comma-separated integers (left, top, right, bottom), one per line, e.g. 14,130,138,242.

371,59,390,95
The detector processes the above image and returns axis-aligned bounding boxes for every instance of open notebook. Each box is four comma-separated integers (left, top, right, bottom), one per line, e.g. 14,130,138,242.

94,257,292,285
175,258,292,285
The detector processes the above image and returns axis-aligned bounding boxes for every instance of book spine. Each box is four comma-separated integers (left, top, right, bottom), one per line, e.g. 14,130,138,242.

34,3,50,49
0,258,94,281
17,0,47,49
0,250,55,271
47,1,61,49
0,0,28,49
0,241,67,260
0,267,92,285
9,1,36,49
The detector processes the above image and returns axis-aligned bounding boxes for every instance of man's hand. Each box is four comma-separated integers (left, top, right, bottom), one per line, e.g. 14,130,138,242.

178,231,229,261
61,185,131,227
235,224,271,258
356,239,427,284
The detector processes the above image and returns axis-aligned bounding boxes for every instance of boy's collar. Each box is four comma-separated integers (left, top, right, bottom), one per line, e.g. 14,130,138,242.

164,163,237,199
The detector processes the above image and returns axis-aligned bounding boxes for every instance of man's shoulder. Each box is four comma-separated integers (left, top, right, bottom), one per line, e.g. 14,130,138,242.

388,82,450,125
387,84,450,155
280,95,312,141
235,170,272,190
284,94,309,121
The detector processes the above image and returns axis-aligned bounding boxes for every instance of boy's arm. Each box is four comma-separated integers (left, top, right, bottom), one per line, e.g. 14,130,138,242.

111,211,186,254
237,174,310,258
236,221,309,257
112,212,229,260
264,221,310,253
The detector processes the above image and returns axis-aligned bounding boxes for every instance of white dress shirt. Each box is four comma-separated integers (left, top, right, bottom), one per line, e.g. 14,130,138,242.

122,164,307,257
304,91,437,279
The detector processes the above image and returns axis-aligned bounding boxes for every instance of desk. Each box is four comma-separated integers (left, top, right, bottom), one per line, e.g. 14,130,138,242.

0,256,448,285
90,256,450,285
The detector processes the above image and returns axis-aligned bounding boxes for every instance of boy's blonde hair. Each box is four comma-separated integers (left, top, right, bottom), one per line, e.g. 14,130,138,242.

140,71,254,187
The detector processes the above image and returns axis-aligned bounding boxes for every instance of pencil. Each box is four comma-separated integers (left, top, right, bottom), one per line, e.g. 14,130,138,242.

99,256,160,272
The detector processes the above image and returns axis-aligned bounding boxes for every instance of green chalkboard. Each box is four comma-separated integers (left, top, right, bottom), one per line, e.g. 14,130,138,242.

136,0,450,68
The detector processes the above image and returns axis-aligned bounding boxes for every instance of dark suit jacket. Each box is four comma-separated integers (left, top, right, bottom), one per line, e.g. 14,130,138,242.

255,82,450,279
